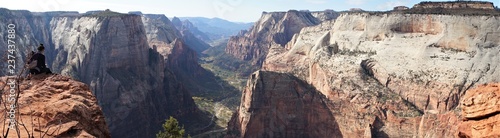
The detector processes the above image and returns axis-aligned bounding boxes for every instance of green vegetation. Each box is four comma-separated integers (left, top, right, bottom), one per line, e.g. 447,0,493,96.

199,41,257,91
157,116,189,138
192,97,234,127
344,4,500,16
338,48,377,56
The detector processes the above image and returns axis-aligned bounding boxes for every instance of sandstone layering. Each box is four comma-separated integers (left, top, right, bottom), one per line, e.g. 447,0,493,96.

227,5,500,137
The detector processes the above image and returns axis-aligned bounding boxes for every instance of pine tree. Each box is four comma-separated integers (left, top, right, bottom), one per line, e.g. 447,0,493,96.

156,116,187,138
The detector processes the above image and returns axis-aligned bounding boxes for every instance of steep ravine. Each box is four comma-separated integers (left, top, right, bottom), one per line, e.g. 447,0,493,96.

227,71,343,137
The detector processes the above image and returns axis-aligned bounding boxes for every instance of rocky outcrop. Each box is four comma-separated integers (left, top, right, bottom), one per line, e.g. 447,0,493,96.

459,83,500,138
0,75,110,137
227,71,342,138
413,1,495,10
225,10,337,66
141,14,182,58
232,10,500,137
141,15,210,55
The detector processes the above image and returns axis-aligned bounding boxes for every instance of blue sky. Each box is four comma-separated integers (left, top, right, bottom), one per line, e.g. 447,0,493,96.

1,0,499,22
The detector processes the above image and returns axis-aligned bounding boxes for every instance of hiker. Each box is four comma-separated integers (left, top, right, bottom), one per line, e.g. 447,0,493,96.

28,44,52,75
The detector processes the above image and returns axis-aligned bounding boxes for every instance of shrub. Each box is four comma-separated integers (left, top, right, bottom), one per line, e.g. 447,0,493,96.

156,116,189,138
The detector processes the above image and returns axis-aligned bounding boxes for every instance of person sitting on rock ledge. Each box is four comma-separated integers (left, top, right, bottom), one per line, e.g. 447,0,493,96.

28,44,52,75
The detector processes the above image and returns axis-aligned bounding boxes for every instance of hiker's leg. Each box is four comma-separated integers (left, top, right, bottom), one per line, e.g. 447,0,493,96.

41,68,52,74
29,69,40,75
46,68,52,74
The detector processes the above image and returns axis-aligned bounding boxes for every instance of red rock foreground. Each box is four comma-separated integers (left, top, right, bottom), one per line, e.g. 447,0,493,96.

459,83,500,138
0,75,110,138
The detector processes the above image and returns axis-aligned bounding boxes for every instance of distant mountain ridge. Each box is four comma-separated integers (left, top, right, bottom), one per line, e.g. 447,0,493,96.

177,17,253,41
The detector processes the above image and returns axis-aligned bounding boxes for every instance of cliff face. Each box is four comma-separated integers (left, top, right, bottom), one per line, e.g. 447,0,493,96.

0,9,211,138
0,9,53,75
0,75,110,137
264,12,500,113
227,71,342,138
230,11,500,137
50,14,208,138
225,10,337,66
413,1,495,10
459,83,500,138
141,14,181,58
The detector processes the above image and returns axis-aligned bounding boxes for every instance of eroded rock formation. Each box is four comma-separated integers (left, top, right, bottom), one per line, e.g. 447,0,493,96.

459,83,500,138
413,1,495,10
0,75,110,138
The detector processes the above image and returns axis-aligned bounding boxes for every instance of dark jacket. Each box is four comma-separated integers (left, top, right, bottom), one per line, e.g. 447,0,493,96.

30,53,46,69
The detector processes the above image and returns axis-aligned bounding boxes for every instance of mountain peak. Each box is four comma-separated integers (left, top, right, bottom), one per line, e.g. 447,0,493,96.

171,16,182,25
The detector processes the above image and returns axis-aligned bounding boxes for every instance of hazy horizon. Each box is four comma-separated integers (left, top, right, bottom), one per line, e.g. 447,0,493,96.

2,0,499,22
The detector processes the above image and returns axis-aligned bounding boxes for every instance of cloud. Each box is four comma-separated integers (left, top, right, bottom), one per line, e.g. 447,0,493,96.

377,0,409,10
346,0,369,5
305,0,328,4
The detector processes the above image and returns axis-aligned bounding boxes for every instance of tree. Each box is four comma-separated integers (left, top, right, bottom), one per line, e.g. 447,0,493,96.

156,116,188,138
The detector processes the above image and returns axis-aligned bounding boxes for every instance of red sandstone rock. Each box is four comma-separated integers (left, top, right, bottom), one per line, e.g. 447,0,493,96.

225,10,333,66
0,75,110,138
459,83,500,138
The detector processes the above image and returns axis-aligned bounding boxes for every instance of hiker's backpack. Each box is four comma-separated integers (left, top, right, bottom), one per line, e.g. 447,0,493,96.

26,51,37,69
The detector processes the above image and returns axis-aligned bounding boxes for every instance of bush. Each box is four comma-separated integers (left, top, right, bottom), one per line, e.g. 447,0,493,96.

156,116,189,138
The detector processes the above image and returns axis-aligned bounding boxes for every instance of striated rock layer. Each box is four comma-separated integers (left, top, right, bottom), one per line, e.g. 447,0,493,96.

0,75,110,138
264,12,500,114
0,9,213,138
225,10,338,66
413,1,495,10
227,71,342,137
230,10,500,137
459,83,500,138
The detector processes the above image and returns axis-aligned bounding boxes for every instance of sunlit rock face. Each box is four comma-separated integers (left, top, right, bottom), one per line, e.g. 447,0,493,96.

225,10,338,66
229,10,500,137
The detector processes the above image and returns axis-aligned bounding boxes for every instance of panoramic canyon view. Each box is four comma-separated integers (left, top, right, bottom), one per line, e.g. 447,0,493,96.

0,0,500,137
